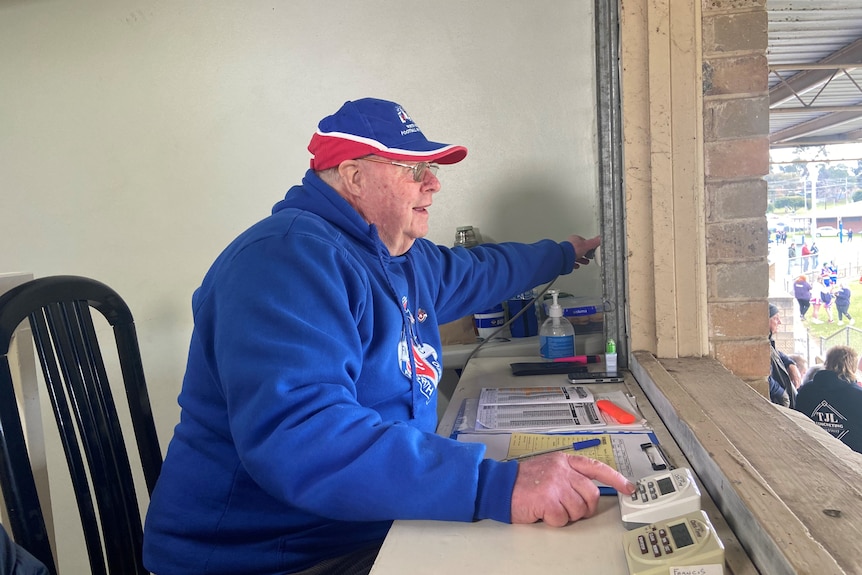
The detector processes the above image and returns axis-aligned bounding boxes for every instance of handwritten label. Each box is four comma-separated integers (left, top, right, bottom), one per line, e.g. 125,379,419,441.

669,564,723,575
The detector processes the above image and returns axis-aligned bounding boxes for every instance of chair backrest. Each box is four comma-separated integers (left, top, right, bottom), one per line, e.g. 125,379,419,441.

0,275,162,575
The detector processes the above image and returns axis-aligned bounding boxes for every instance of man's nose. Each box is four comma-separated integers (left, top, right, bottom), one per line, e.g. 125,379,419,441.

423,171,441,192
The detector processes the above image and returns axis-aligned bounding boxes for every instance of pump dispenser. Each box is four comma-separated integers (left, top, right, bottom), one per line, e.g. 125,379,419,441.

539,290,575,360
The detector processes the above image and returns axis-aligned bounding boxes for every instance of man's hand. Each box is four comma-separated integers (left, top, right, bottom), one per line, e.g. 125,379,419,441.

510,453,636,527
568,235,601,269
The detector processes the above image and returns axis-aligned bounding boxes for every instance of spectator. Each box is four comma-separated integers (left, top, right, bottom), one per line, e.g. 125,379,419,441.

788,242,797,273
768,304,801,407
809,289,822,324
810,242,819,268
793,274,812,321
834,281,854,325
795,346,862,453
826,261,838,285
811,274,833,324
802,361,824,387
801,241,811,271
789,354,808,377
0,523,48,575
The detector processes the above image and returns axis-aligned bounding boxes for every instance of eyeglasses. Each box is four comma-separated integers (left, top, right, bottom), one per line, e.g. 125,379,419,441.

359,157,439,182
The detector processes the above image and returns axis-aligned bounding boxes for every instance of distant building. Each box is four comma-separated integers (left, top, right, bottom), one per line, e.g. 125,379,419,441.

810,202,862,234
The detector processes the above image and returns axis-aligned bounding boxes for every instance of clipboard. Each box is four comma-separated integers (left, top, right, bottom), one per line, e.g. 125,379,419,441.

455,430,667,495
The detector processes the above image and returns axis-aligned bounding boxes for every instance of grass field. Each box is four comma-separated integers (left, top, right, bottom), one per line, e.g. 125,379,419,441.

801,279,862,357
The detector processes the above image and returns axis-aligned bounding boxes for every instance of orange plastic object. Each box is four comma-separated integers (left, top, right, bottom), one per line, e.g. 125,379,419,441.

596,399,636,424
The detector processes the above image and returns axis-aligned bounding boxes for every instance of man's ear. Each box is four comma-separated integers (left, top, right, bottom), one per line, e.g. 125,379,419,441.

337,160,364,197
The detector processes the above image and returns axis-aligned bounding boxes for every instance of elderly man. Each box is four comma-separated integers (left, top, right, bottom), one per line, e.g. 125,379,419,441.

143,98,634,575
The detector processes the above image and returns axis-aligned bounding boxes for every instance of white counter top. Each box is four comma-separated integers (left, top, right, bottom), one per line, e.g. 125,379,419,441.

371,355,634,575
369,355,753,575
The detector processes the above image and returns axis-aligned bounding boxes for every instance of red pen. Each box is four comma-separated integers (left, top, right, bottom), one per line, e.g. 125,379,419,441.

552,355,603,364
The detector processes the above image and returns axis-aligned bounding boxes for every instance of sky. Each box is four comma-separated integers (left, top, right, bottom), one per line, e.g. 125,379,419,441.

770,143,862,169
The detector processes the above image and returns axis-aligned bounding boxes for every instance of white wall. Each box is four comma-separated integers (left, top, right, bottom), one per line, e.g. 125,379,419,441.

0,0,598,567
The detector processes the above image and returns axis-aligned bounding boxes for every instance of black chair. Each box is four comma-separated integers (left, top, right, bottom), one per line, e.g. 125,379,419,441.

0,276,162,574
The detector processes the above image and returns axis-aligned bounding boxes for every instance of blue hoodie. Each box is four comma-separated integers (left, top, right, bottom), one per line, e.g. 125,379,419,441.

143,171,578,574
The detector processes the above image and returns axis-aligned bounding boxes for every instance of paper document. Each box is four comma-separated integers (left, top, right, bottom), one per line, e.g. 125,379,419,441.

464,387,648,434
478,385,594,405
476,401,604,432
506,433,617,465
456,431,666,493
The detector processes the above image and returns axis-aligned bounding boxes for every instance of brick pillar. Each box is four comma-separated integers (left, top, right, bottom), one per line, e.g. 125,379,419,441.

702,1,772,396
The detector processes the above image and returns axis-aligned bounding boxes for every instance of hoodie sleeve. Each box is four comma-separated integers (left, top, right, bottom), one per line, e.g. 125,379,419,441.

417,239,576,324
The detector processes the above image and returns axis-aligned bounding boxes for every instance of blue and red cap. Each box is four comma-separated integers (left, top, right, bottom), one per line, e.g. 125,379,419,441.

308,98,468,171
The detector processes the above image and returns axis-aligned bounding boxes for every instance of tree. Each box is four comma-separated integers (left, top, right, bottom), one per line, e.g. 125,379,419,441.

816,163,854,205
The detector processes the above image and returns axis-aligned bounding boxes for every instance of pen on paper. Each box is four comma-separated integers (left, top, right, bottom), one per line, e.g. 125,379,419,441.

502,438,603,462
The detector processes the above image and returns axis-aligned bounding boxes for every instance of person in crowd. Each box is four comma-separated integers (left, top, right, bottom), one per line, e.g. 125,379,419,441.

796,346,862,453
788,242,797,273
810,242,819,268
142,98,635,575
802,356,824,387
0,523,48,575
808,289,821,324
848,229,854,242
768,304,801,407
834,281,854,325
811,273,833,324
789,354,808,378
793,274,812,321
826,261,838,285
801,241,811,272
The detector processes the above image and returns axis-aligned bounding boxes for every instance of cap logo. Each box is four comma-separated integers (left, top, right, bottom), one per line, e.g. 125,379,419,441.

396,106,421,137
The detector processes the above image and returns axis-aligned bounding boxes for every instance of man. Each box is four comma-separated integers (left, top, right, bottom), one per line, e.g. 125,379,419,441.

795,345,862,453
143,98,635,575
801,241,810,272
768,304,801,407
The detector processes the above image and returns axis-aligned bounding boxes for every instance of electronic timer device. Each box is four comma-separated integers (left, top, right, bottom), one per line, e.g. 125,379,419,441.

619,467,701,528
622,510,725,575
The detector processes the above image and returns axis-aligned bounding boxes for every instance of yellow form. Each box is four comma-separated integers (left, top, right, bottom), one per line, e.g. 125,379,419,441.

506,433,617,469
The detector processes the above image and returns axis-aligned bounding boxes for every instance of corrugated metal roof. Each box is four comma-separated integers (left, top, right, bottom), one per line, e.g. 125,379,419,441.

768,0,862,148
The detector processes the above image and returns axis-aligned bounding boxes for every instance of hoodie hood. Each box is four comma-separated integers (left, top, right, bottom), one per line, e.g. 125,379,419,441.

272,169,381,252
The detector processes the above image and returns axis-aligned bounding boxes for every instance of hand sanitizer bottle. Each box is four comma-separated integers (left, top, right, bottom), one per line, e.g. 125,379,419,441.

605,339,618,375
539,290,575,360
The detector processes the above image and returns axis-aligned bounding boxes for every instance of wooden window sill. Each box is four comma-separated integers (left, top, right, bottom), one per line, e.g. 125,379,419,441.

630,351,862,574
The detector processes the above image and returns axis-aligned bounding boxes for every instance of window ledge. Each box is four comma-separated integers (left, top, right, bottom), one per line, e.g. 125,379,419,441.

631,351,862,575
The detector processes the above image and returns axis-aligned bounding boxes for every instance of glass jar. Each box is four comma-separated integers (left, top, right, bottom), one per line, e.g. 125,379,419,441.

454,226,479,248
